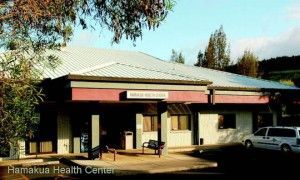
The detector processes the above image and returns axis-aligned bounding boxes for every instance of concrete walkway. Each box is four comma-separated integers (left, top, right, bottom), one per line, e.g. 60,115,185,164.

72,151,217,175
0,150,218,177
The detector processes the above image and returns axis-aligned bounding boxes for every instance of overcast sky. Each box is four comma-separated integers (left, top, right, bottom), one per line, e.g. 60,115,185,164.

70,0,300,65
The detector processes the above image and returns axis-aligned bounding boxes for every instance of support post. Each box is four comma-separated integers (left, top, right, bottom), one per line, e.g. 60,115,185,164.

157,102,168,155
88,115,100,159
136,114,143,149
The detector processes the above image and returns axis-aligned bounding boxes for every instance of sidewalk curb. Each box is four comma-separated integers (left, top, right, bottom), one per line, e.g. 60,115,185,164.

0,159,44,167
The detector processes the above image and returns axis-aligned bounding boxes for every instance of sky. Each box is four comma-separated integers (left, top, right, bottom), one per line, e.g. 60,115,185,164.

70,0,300,65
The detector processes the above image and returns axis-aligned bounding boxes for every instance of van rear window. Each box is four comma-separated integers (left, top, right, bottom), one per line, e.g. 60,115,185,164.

268,128,296,137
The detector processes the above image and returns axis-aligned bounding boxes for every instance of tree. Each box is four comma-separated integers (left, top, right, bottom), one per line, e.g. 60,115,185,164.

237,50,259,77
202,25,230,70
194,50,205,67
170,49,185,64
204,34,216,68
177,52,185,64
170,49,179,62
0,53,43,156
0,0,174,157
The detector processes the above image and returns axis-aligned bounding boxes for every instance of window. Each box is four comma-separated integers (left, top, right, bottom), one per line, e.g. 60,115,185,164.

268,128,296,137
254,128,267,136
171,115,190,131
218,114,236,129
253,113,273,132
143,116,158,132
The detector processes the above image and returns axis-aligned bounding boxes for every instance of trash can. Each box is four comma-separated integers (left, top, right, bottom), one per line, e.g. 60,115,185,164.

122,131,133,150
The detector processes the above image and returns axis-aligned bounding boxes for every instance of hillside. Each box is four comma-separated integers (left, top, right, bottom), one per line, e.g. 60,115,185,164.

225,55,300,86
259,56,300,86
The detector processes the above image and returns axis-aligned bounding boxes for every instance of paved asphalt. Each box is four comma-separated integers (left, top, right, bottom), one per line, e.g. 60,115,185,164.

192,144,300,177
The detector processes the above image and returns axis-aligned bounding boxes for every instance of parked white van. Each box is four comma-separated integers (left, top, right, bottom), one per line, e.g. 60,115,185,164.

243,126,300,153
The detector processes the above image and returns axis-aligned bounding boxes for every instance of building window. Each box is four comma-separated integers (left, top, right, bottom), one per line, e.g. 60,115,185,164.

218,114,236,129
171,115,190,131
253,113,273,132
143,115,158,132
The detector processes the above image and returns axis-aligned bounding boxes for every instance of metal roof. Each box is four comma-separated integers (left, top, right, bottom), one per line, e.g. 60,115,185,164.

42,47,298,90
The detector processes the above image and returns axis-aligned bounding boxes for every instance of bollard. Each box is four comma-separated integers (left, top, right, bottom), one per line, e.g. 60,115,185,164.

158,149,161,158
113,150,116,161
99,149,102,160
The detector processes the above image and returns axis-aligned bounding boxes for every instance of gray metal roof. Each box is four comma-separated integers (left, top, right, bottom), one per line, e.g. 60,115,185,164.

42,47,298,90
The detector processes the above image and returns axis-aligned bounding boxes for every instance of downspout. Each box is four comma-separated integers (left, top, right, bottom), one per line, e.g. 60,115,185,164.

209,88,216,105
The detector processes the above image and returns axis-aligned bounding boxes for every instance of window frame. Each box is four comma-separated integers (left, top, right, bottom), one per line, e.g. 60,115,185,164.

143,115,158,132
254,113,273,129
170,114,191,131
218,113,236,130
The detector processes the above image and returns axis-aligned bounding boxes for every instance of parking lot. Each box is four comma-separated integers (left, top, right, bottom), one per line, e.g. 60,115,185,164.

193,143,300,176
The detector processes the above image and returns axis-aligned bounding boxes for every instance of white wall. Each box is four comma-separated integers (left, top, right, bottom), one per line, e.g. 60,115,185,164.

198,110,278,145
140,114,193,147
137,108,279,147
199,111,253,145
169,131,192,147
142,131,157,146
57,112,72,154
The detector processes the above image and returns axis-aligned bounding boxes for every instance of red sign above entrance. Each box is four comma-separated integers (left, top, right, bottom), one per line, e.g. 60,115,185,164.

126,91,169,99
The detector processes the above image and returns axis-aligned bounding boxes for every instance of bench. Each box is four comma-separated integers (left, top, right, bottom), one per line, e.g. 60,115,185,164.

100,145,117,161
142,140,165,158
89,145,117,161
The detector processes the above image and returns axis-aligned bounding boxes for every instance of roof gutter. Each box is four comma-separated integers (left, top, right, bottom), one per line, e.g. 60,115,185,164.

208,86,299,92
61,74,213,86
208,86,262,91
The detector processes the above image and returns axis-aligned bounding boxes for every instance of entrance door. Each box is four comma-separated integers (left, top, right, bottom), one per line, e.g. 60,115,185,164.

57,116,71,154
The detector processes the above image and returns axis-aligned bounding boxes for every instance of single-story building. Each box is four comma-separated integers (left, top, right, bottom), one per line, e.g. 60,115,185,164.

14,47,300,158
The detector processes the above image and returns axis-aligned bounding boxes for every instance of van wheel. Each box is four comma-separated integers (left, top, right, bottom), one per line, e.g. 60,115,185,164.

245,140,253,149
281,144,291,153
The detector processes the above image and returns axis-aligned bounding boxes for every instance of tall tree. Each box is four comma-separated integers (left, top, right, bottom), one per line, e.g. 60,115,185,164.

170,49,185,64
215,26,230,69
237,50,259,77
177,52,185,64
170,49,179,62
202,25,230,70
204,34,217,68
0,0,174,157
194,50,205,67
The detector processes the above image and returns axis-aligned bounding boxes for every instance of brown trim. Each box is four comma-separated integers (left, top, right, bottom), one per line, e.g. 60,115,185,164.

63,74,212,85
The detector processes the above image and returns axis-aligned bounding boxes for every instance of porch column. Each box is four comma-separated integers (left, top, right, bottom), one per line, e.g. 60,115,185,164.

88,114,100,159
197,112,203,145
73,137,80,153
136,113,143,149
91,115,100,149
157,102,168,155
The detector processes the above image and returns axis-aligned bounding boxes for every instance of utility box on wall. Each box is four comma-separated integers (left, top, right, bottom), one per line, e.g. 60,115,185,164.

199,138,204,145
